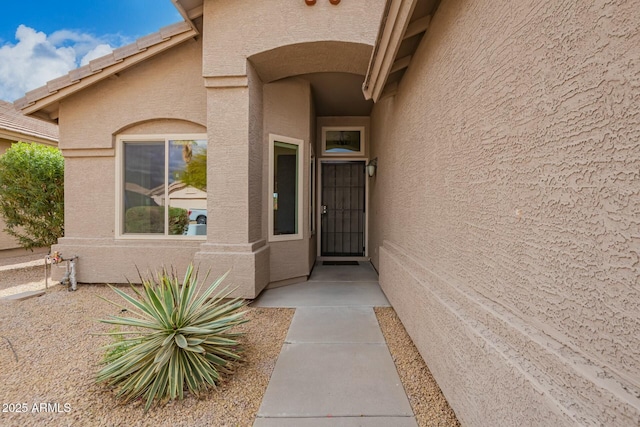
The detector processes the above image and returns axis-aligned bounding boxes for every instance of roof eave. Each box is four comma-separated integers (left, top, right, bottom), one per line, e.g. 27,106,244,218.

363,0,418,102
363,0,437,102
16,24,198,118
172,0,204,29
0,129,58,146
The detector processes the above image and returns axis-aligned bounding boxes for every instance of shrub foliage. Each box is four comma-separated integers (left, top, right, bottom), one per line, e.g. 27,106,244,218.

125,206,188,235
97,265,247,410
180,151,207,191
0,142,64,249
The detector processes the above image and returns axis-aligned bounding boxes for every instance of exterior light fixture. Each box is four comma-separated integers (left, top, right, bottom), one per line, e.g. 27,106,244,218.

329,0,341,4
367,158,378,177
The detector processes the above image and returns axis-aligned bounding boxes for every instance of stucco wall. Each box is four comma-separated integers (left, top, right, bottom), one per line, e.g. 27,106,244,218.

59,37,205,151
263,78,314,283
202,0,385,79
369,0,640,425
309,94,317,268
192,59,271,298
197,0,384,290
53,37,207,283
248,62,264,244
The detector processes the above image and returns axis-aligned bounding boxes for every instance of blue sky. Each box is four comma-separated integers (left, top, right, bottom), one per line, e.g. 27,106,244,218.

0,1,182,101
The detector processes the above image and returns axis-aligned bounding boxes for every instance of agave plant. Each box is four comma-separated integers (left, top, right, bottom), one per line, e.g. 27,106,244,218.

102,328,140,365
96,264,247,410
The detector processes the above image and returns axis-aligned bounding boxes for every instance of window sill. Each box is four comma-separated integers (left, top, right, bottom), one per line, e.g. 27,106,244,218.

269,234,303,243
116,235,207,242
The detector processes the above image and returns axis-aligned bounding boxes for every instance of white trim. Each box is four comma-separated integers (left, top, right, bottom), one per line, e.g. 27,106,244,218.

321,126,365,157
268,134,305,242
316,158,369,258
115,133,207,240
310,152,316,235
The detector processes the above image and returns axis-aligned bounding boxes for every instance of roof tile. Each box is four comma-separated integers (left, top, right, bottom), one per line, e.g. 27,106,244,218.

69,65,95,82
0,100,58,142
112,43,141,61
46,75,73,93
89,53,119,72
25,86,52,104
160,21,191,39
13,97,30,110
16,20,195,112
137,32,164,50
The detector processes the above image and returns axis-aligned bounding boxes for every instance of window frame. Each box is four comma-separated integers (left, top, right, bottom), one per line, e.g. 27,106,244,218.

268,134,305,242
321,126,365,157
310,150,316,235
115,133,207,240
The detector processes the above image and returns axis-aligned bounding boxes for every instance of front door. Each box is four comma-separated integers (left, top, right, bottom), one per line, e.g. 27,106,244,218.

320,161,366,256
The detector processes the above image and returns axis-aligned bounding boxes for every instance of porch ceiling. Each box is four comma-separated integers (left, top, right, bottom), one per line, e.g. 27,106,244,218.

249,40,375,116
303,72,374,116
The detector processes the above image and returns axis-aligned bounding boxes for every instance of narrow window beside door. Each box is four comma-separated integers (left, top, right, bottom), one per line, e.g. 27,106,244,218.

269,134,304,241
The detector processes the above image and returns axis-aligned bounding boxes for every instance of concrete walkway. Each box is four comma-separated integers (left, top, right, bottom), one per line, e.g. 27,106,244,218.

252,262,417,426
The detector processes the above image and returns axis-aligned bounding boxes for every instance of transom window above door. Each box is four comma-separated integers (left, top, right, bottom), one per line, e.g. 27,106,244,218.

322,126,365,156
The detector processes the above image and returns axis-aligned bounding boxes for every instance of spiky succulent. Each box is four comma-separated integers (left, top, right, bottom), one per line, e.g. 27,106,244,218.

96,264,247,410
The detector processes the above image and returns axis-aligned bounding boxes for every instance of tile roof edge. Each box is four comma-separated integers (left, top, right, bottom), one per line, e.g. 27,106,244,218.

14,21,193,112
0,100,58,141
0,118,59,140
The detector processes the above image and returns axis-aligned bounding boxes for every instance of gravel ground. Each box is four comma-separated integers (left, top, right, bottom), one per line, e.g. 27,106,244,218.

375,307,460,427
0,248,49,267
0,262,460,427
0,265,47,295
0,284,294,427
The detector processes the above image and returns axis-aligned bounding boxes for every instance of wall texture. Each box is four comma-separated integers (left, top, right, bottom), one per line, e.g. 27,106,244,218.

263,78,314,283
369,0,640,425
202,0,385,79
59,38,205,151
198,0,383,291
52,37,208,284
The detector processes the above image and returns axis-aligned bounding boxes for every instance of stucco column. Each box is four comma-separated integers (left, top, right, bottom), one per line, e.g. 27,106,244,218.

194,64,269,298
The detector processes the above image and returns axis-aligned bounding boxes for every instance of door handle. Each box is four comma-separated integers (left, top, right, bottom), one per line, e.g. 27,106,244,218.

321,205,328,215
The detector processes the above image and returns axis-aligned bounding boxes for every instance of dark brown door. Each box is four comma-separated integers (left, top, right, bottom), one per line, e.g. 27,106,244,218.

321,161,365,256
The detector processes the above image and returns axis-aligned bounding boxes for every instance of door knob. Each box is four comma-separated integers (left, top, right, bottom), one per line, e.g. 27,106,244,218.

321,205,328,215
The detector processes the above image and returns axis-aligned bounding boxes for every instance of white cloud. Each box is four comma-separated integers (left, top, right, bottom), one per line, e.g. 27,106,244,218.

80,44,114,66
0,25,118,102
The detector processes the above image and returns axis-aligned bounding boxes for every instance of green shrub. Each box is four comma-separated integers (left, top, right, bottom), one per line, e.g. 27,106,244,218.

180,151,207,191
0,142,64,249
124,206,188,235
168,207,189,235
96,264,247,410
